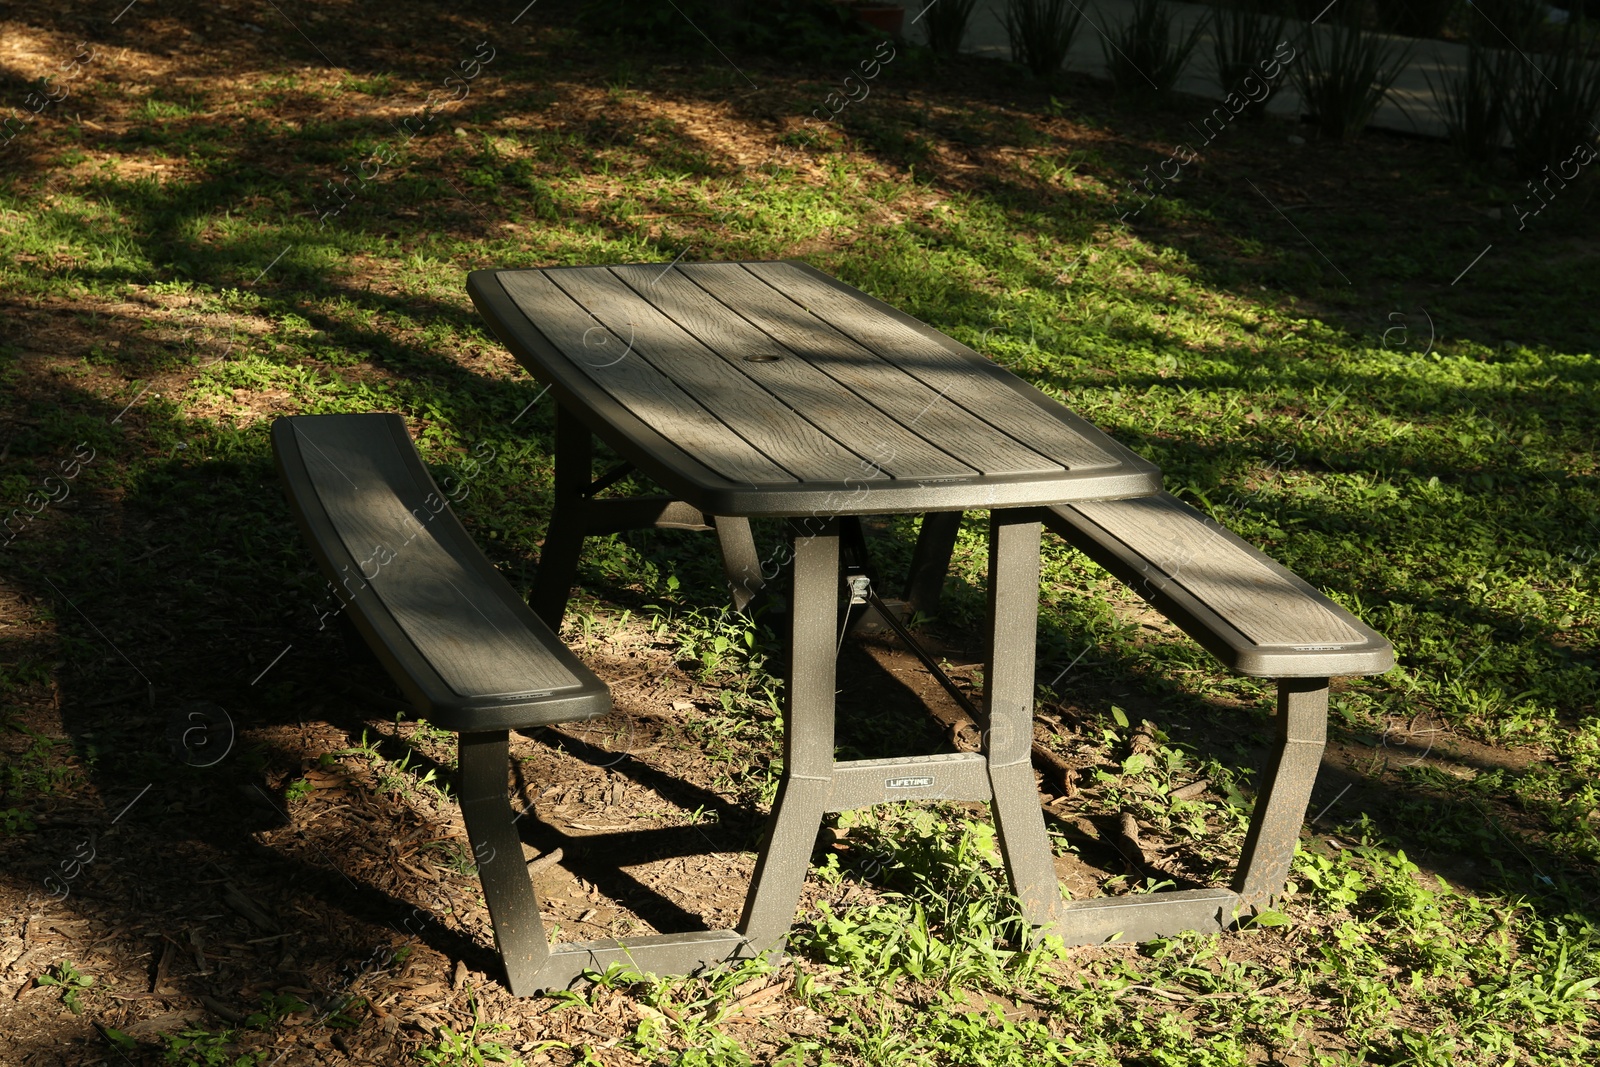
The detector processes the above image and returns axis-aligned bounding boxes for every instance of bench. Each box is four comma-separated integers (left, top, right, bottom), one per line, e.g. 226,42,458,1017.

1046,492,1392,937
906,491,1393,941
272,412,626,995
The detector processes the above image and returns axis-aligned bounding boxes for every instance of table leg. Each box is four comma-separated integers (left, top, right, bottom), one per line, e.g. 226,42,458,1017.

984,511,1062,934
904,511,963,617
712,515,765,615
529,405,591,630
738,519,838,951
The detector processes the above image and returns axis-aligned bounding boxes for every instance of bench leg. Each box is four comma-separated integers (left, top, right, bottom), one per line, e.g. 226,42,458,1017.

530,405,591,630
738,520,838,950
458,731,551,995
460,726,763,992
1047,678,1330,945
904,511,963,617
1232,678,1328,910
984,511,1062,935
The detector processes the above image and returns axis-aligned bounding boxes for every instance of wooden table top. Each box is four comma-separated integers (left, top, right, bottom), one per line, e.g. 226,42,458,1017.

468,260,1160,516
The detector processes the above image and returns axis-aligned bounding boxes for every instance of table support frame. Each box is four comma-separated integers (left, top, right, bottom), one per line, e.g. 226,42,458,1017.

739,520,839,949
491,410,1324,992
483,506,1110,992
1050,679,1328,944
459,679,1330,992
529,408,763,628
985,512,1064,933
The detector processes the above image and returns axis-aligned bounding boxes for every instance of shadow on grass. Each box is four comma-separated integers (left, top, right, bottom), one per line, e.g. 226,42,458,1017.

1,5,1596,1058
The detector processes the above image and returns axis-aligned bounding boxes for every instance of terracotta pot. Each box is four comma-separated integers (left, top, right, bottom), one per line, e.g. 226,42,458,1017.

845,2,905,37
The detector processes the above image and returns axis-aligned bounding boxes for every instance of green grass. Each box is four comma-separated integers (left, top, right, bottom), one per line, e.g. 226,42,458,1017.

1,1,1597,1064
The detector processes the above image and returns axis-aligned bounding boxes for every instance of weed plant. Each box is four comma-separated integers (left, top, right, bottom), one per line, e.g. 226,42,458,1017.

1427,40,1514,166
1102,0,1209,97
1291,3,1417,141
36,960,94,1015
792,810,1053,989
1505,15,1600,175
1004,0,1085,78
1211,1,1289,117
921,0,981,59
416,1018,525,1066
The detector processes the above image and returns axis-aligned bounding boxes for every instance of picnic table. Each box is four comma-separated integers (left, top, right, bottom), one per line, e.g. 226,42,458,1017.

466,259,1175,980
277,258,1390,996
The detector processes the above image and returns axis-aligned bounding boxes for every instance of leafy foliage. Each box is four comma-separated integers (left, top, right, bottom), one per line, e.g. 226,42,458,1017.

1102,0,1209,97
575,0,862,61
1210,1,1289,118
1504,15,1600,176
1003,0,1085,78
1427,41,1514,166
1291,3,1417,141
922,0,983,59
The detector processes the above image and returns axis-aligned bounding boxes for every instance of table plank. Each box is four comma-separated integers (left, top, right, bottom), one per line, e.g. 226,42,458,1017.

544,268,886,485
678,263,1062,478
1070,495,1367,648
745,261,1121,472
609,264,978,481
498,271,795,487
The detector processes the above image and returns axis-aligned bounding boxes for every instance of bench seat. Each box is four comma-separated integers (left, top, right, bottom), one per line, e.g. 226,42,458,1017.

274,412,626,996
272,413,610,732
1044,492,1393,678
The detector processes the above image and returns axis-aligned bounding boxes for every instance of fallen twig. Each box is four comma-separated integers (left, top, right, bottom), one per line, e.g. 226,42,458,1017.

1031,742,1078,798
527,848,565,875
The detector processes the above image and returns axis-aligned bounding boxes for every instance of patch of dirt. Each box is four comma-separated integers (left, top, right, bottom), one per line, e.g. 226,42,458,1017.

0,577,1258,1064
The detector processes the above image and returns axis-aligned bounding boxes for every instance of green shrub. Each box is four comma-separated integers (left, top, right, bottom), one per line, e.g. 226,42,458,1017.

1291,3,1417,141
922,0,982,59
1003,0,1084,78
1431,10,1600,174
1211,1,1289,118
576,0,859,61
1426,40,1514,166
1504,15,1600,175
1467,0,1547,48
1102,0,1209,96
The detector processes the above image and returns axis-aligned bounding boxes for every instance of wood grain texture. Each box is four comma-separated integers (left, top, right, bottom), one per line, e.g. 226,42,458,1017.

677,263,1061,478
1069,495,1365,647
291,418,584,698
498,270,796,487
545,267,880,484
744,261,1119,471
609,263,976,480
